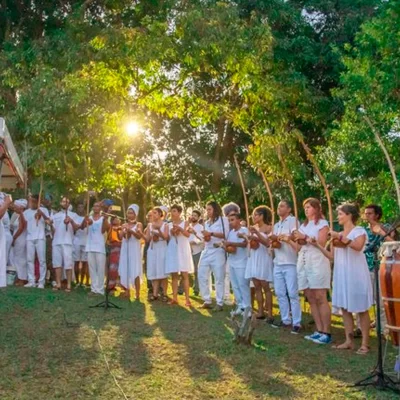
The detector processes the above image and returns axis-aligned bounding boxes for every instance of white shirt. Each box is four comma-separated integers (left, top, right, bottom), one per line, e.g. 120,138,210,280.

24,208,50,241
299,219,329,248
204,216,229,251
227,226,248,268
189,223,204,255
273,215,299,266
73,215,87,246
85,216,106,254
52,210,79,246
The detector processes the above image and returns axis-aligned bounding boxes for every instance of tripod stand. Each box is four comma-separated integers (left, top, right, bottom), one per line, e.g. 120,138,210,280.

353,229,400,393
90,254,121,310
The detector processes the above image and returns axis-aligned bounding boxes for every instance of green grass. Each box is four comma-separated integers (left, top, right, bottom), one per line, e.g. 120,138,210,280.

0,286,399,400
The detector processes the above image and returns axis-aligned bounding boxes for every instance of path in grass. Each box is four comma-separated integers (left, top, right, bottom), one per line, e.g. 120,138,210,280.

0,287,398,400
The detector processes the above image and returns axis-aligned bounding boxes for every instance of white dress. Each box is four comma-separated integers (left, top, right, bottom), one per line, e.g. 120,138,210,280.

119,224,143,288
9,214,27,280
165,221,194,274
2,212,12,266
0,218,6,287
147,223,168,280
332,227,373,313
245,232,273,282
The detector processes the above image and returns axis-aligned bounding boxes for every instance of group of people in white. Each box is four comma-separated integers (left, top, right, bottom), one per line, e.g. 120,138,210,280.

0,192,394,354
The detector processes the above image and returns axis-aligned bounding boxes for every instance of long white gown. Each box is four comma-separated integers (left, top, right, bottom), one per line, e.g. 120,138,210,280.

165,221,194,274
245,232,273,282
147,223,168,280
332,226,373,313
0,219,6,287
118,224,142,288
9,214,27,280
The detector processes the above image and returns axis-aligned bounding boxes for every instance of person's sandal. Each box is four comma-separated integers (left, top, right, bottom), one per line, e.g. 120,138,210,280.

149,295,159,301
65,287,71,293
162,295,169,303
356,346,370,355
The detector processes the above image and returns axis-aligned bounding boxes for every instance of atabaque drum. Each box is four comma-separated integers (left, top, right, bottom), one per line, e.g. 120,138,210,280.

379,241,400,346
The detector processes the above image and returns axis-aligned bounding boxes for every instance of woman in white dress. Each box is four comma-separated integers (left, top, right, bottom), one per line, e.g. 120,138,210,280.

326,204,373,354
293,198,332,345
165,204,194,307
145,207,169,301
10,199,28,284
0,194,12,288
244,206,274,321
118,204,143,301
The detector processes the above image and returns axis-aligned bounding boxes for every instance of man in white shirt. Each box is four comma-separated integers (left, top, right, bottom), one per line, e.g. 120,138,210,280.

225,213,250,315
188,210,204,296
271,200,302,334
21,195,50,288
49,197,81,292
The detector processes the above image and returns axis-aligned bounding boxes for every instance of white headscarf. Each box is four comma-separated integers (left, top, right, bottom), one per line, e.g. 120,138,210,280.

68,204,73,211
14,199,28,209
160,205,169,215
128,204,139,216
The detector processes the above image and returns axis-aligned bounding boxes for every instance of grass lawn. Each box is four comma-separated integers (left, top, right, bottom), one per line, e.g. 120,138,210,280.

0,286,399,400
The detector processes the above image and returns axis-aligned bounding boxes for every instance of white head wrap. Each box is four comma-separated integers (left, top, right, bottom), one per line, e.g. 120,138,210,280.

160,205,169,215
68,204,73,211
14,199,28,209
128,204,139,216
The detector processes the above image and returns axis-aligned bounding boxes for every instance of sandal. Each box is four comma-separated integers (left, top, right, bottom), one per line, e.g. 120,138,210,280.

256,315,266,320
168,300,178,305
65,287,71,293
162,295,169,303
356,346,370,355
149,295,159,301
332,343,354,350
52,286,61,291
185,301,192,307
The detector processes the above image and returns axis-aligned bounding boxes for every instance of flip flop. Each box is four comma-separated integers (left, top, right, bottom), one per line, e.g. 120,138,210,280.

332,344,354,350
65,288,71,293
52,286,61,291
356,346,370,355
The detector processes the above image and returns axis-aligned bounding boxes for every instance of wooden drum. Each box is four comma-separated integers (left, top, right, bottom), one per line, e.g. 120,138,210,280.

379,241,400,346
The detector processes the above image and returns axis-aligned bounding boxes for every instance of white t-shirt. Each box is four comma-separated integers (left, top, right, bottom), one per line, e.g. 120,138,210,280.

273,215,299,266
73,215,87,247
204,216,229,251
85,216,106,254
227,226,248,268
24,208,50,241
299,219,329,246
52,210,79,246
189,223,204,255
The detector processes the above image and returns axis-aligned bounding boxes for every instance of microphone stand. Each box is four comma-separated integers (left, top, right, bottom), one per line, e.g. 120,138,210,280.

353,223,400,393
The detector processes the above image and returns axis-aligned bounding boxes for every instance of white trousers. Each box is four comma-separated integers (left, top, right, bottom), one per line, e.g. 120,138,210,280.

27,239,46,285
273,264,302,326
224,262,231,300
10,236,27,280
5,231,12,266
88,251,106,295
230,267,250,309
199,249,226,306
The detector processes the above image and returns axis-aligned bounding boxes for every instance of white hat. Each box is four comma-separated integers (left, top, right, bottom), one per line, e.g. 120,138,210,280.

160,205,169,215
14,199,28,208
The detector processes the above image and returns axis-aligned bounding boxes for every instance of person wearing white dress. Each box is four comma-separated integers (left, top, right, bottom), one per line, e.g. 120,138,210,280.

73,203,89,287
322,204,373,354
0,193,12,288
21,194,50,288
49,197,81,292
84,202,110,295
198,201,229,311
225,213,250,314
271,200,302,334
9,199,28,283
293,198,332,345
118,204,143,300
2,210,12,268
245,206,274,321
145,207,169,301
165,204,194,306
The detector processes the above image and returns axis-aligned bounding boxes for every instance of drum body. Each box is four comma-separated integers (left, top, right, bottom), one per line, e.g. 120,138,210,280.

379,241,400,346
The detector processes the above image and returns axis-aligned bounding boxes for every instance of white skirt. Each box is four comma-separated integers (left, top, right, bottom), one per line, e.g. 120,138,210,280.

165,235,194,274
147,240,168,280
245,245,273,282
119,237,143,287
